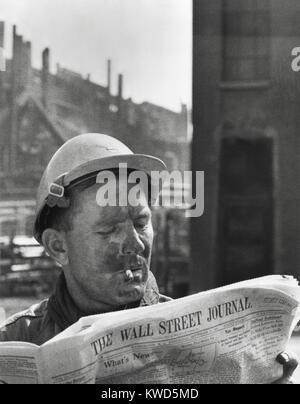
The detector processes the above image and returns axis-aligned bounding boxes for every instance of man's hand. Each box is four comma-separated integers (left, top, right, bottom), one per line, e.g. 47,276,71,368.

272,352,298,384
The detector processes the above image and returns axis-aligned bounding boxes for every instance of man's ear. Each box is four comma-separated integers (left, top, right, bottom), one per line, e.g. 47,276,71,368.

42,228,69,266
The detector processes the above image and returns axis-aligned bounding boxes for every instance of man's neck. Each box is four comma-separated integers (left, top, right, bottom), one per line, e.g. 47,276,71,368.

63,272,125,316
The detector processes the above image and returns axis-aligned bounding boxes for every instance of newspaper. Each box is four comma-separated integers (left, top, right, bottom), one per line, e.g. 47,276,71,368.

0,275,300,384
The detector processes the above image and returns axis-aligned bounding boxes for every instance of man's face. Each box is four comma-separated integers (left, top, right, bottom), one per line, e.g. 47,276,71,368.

62,180,154,313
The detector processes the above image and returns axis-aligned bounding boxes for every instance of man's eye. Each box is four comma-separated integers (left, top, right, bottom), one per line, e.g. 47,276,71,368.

135,222,148,230
97,227,116,235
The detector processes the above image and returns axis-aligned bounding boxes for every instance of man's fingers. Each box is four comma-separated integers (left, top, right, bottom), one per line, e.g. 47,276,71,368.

277,352,299,379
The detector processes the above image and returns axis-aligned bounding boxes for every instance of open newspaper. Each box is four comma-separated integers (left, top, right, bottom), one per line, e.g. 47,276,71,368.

0,275,300,384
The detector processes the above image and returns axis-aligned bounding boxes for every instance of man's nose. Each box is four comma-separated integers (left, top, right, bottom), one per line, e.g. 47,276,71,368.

121,223,145,255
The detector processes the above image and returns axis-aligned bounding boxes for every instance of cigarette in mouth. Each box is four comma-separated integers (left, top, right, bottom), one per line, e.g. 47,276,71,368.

125,269,134,281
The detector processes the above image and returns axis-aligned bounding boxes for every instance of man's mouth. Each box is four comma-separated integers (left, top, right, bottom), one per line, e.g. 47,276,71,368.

124,266,144,282
115,252,148,283
128,265,143,272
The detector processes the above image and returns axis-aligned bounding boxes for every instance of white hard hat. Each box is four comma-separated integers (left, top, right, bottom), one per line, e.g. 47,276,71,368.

34,133,167,243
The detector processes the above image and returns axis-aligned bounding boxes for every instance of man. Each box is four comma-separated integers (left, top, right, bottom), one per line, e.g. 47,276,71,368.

0,133,297,383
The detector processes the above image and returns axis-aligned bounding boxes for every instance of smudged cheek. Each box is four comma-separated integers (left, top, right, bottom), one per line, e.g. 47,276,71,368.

102,241,123,272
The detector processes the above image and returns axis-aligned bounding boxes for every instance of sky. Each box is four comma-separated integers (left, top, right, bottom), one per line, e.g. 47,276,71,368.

0,0,192,112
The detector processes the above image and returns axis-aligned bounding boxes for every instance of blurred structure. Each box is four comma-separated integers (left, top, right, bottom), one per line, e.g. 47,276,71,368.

0,235,59,297
192,0,300,291
0,22,189,239
151,208,190,297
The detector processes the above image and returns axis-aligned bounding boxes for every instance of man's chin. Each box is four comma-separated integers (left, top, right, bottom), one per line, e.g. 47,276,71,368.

118,284,146,305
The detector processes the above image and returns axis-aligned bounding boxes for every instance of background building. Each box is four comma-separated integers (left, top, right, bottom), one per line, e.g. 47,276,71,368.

0,22,189,238
192,0,300,291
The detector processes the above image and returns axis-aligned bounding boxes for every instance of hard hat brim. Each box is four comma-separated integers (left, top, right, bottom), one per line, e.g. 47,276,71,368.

64,154,167,186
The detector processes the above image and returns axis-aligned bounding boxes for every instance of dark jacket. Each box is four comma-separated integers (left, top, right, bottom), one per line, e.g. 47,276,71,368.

0,272,171,346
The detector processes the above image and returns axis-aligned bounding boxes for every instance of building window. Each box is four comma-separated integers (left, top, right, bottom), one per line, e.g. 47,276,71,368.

223,0,270,82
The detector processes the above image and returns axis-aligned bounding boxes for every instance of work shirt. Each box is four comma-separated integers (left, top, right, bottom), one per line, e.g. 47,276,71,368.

0,271,171,346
